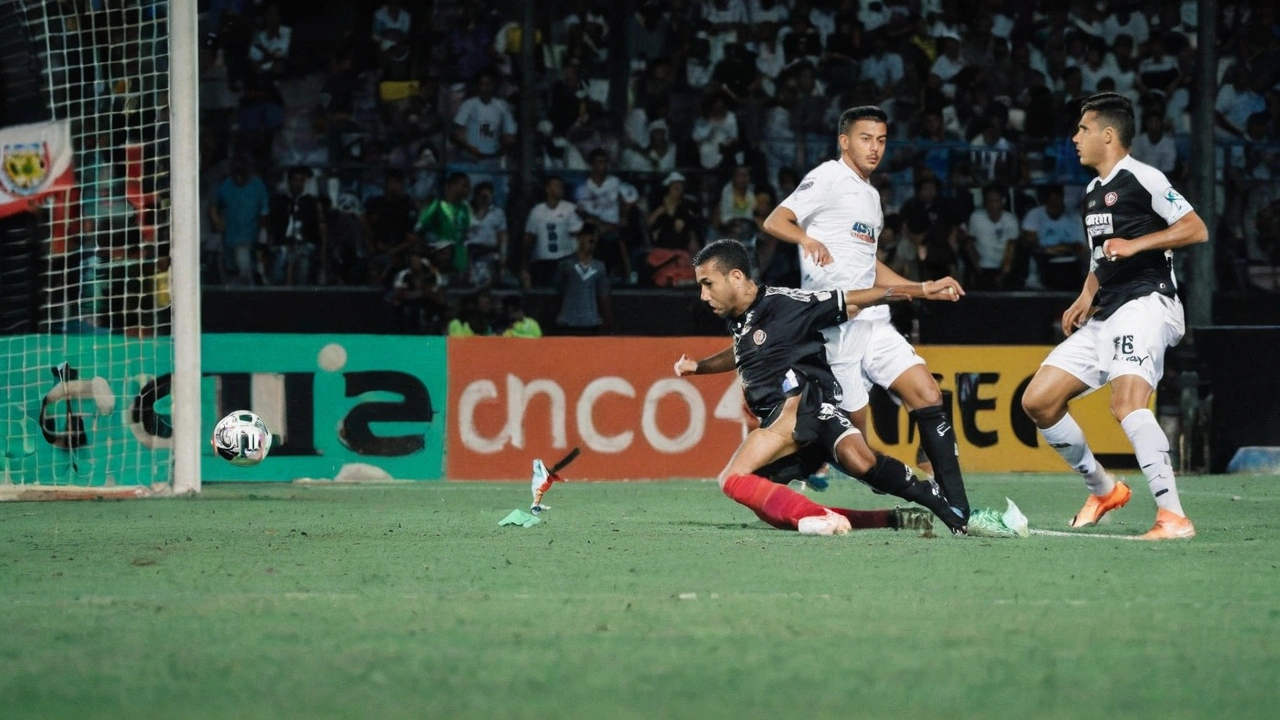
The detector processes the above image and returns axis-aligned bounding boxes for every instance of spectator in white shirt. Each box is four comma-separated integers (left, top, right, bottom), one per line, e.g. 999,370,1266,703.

466,181,508,286
749,0,789,24
929,35,966,99
371,0,412,79
711,164,756,234
536,121,589,171
1131,111,1178,174
965,185,1020,290
248,5,291,78
1022,185,1087,290
523,176,584,288
1101,7,1149,47
452,71,517,165
691,91,740,170
861,35,905,97
621,120,676,173
1216,67,1269,139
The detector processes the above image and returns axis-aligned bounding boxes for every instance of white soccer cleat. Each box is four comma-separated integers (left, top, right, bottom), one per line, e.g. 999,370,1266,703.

797,509,851,536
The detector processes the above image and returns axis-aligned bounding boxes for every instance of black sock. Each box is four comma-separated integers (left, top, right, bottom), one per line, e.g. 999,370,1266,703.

910,404,970,518
859,454,967,533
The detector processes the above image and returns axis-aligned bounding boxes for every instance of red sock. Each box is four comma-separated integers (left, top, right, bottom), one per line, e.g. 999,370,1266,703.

723,473,828,530
829,507,893,530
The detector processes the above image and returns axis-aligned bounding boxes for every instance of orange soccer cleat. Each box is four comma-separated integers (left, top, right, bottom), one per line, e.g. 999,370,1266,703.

1069,479,1131,528
1139,508,1196,540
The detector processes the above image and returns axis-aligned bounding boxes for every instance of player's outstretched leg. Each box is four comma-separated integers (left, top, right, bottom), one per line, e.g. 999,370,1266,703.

831,432,967,534
719,426,850,535
1023,366,1130,527
1111,376,1194,540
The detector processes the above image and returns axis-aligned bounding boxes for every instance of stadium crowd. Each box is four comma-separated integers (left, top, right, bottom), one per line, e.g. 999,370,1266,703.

188,0,1280,333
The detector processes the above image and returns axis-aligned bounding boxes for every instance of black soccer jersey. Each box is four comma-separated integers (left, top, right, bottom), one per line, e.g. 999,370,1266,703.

1081,154,1192,319
728,286,849,419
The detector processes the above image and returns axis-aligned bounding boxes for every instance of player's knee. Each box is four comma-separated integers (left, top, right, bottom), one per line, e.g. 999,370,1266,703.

1109,397,1144,423
836,438,876,476
1021,384,1060,425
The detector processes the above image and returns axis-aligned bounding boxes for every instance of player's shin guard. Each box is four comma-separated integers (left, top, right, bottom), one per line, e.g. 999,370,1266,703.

910,404,971,518
1120,409,1185,517
856,454,968,534
722,473,828,530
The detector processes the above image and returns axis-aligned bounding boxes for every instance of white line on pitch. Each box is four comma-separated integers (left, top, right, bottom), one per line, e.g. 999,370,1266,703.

1030,529,1142,540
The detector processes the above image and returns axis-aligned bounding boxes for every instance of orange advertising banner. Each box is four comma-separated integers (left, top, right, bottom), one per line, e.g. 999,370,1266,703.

446,339,1142,480
446,337,748,480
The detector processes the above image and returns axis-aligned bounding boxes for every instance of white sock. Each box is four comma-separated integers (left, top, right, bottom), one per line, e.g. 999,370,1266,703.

1040,413,1114,495
1121,408,1185,517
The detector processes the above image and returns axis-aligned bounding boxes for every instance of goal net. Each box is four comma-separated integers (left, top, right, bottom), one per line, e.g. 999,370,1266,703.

0,0,200,499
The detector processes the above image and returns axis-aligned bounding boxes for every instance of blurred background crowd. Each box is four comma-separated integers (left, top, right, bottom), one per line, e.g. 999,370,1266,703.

181,0,1278,332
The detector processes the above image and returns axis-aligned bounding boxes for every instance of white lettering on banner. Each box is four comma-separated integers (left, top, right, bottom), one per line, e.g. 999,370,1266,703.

458,379,505,453
641,379,704,453
457,376,742,454
577,377,635,453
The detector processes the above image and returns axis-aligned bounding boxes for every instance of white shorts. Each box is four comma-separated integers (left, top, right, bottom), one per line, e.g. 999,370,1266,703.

1042,292,1185,391
823,318,925,412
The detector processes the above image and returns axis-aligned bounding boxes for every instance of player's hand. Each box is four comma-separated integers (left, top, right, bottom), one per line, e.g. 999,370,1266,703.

800,237,832,267
923,277,964,301
1101,238,1135,261
1062,295,1094,336
674,354,698,377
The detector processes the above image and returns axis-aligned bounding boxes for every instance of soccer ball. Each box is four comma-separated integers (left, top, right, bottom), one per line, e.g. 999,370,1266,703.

211,410,272,467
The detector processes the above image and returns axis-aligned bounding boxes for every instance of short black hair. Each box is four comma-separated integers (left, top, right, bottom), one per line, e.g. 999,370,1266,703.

588,148,609,163
839,105,889,135
446,171,470,186
1080,92,1135,148
693,239,752,276
473,180,494,195
544,174,563,187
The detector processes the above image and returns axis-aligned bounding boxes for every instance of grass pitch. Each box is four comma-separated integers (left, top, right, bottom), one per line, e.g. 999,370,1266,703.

2,474,1278,720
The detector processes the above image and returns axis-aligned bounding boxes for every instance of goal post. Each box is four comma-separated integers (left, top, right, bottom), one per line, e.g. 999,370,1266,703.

0,0,200,498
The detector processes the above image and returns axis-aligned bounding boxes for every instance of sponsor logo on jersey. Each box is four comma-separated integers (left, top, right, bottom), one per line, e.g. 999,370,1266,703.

753,329,767,345
850,221,875,243
1087,201,1096,208
1164,187,1185,211
1104,191,1118,206
1085,212,1113,238
796,180,815,192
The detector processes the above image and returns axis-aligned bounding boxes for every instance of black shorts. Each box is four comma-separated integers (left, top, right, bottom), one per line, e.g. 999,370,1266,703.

759,380,858,462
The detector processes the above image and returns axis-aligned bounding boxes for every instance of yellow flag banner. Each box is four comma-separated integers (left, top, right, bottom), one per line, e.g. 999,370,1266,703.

0,119,74,219
865,346,1142,472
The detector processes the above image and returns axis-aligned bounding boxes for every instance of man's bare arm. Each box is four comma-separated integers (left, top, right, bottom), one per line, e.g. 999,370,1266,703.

674,346,735,377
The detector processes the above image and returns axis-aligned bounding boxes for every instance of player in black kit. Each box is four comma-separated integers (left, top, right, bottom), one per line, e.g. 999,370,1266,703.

675,239,969,536
1021,93,1207,539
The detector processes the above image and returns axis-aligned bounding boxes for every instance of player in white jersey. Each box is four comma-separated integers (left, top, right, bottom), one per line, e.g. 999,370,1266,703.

1021,93,1206,540
762,105,971,523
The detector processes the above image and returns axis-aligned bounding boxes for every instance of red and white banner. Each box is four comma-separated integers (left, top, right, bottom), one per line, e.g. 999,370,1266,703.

0,120,75,219
447,337,747,480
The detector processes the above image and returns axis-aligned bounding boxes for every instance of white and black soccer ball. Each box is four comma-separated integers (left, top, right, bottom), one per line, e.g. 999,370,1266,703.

211,410,272,467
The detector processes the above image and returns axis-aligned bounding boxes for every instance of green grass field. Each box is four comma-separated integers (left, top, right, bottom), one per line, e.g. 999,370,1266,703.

2,474,1278,720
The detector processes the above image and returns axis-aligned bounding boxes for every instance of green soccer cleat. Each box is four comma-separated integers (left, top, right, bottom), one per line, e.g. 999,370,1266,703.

966,498,1031,539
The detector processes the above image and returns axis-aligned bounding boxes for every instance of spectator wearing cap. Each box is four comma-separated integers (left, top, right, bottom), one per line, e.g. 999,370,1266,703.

647,172,701,253
553,223,613,336
268,165,327,285
413,171,472,278
621,120,676,172
523,176,584,288
452,70,516,165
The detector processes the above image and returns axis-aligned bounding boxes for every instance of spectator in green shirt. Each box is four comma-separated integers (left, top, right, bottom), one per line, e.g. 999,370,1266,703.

414,171,472,275
501,295,542,338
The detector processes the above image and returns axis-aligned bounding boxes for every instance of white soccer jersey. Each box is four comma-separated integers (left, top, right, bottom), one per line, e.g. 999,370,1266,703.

453,97,517,156
524,200,583,261
576,175,625,225
780,158,886,322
